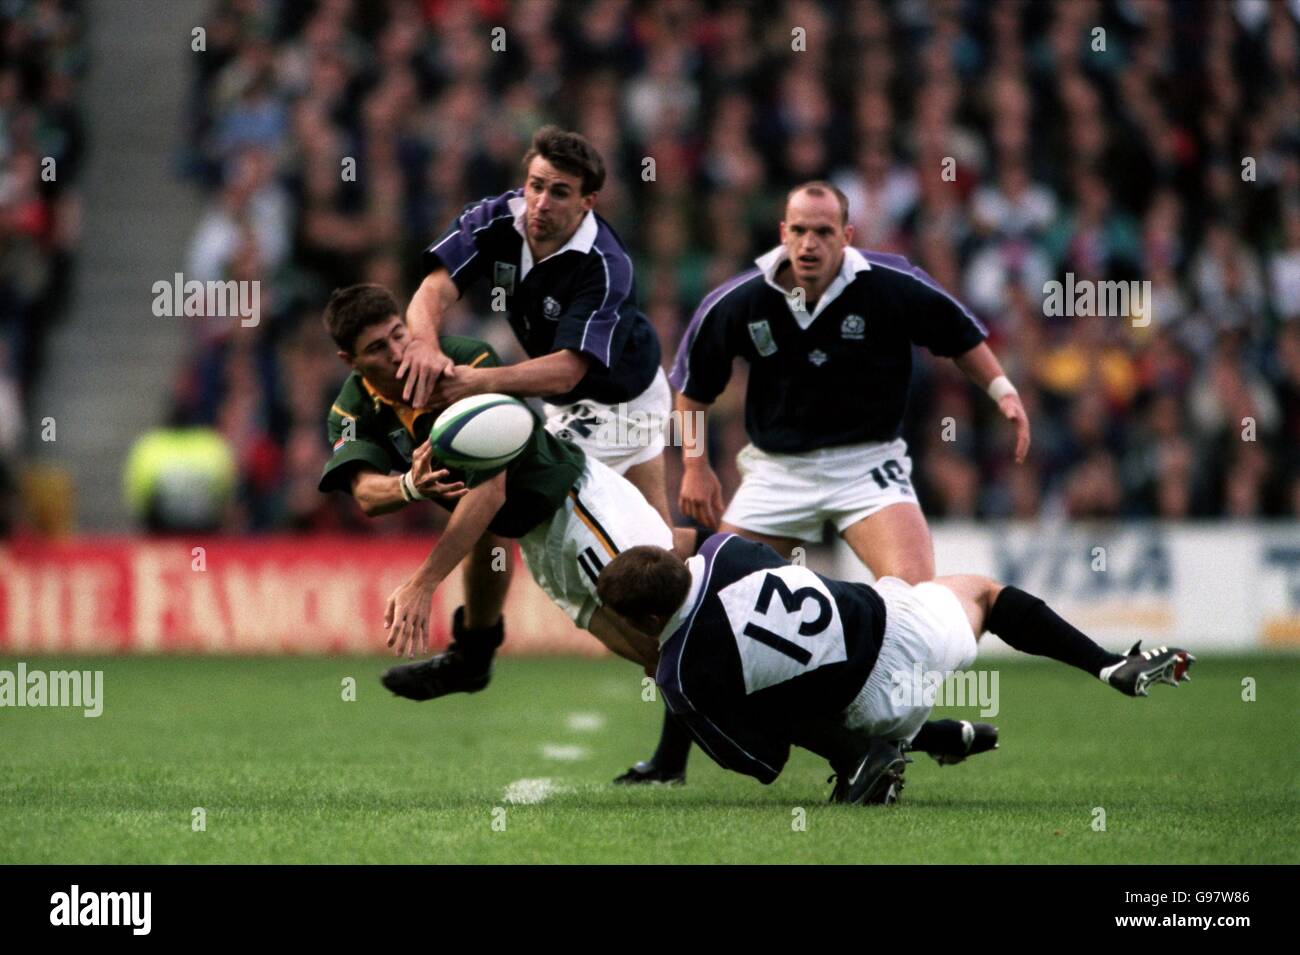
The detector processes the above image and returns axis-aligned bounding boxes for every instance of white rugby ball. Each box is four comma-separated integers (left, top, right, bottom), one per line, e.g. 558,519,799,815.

429,393,535,470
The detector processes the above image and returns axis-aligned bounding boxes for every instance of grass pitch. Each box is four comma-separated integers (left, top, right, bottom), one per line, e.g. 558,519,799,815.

1,653,1296,864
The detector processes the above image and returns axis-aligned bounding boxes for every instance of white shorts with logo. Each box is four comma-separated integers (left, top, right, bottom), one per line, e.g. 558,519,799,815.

518,455,674,630
722,437,918,542
840,576,979,743
543,367,670,475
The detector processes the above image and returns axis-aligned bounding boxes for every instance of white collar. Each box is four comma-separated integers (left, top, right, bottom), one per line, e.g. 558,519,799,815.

658,554,706,647
753,245,872,330
509,195,599,280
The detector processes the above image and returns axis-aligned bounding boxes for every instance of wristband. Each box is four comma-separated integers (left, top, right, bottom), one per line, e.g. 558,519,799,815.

400,470,426,502
987,375,1018,403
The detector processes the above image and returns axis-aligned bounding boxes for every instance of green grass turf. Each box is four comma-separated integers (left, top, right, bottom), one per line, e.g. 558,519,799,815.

1,654,1296,864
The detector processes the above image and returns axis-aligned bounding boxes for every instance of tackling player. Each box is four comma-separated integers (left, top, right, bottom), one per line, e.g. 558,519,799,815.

619,180,1032,785
399,125,674,521
596,535,1194,804
317,284,682,695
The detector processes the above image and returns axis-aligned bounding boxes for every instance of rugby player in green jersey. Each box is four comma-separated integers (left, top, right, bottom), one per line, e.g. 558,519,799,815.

318,284,679,698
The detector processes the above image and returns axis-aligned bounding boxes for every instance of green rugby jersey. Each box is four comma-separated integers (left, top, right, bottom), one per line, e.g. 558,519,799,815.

318,335,585,538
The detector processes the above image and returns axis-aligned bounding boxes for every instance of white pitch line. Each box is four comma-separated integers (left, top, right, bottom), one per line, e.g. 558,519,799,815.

566,712,606,732
540,743,590,761
502,778,565,805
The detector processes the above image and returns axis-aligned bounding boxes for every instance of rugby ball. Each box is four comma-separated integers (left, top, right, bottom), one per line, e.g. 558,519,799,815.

429,393,535,470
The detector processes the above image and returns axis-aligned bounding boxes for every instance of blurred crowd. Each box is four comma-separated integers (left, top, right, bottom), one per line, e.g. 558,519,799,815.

162,0,1300,533
0,0,83,534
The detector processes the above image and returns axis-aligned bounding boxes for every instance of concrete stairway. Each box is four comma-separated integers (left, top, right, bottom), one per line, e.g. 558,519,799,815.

31,0,207,529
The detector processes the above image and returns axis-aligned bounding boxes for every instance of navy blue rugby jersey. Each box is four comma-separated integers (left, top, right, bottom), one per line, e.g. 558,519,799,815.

669,247,987,453
422,189,660,405
655,532,887,784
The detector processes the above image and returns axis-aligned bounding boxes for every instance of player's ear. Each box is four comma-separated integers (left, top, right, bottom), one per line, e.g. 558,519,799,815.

778,220,788,244
843,222,855,246
581,190,598,211
337,349,358,370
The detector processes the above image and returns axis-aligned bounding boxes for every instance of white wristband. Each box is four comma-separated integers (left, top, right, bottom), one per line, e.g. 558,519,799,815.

987,375,1018,403
401,470,425,502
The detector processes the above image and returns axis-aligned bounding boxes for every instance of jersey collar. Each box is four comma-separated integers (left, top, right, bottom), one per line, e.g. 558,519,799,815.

658,554,707,647
360,376,427,436
753,245,872,330
509,195,599,281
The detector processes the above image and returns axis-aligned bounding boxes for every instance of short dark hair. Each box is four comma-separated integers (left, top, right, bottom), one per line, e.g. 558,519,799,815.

323,284,400,354
521,125,606,195
596,545,692,624
786,180,850,226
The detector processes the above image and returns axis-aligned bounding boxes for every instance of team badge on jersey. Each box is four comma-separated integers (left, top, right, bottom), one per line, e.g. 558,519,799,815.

493,262,517,295
748,320,778,357
542,296,563,319
841,314,865,340
808,349,828,366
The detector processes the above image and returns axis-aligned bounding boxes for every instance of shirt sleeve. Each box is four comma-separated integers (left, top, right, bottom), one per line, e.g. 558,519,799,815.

420,193,517,295
439,336,503,371
898,263,988,357
318,408,393,494
669,279,747,403
550,246,635,368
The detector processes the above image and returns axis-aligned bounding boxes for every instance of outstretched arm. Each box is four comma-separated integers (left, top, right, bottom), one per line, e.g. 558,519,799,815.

430,349,592,405
385,471,507,657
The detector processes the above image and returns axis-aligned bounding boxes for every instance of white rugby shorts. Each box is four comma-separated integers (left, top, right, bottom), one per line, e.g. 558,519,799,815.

543,367,670,474
518,456,673,630
722,437,918,542
840,576,979,743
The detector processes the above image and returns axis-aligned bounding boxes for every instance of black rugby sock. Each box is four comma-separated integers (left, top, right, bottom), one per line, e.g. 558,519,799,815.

985,586,1123,677
788,719,872,775
911,719,960,754
449,605,504,670
651,707,692,772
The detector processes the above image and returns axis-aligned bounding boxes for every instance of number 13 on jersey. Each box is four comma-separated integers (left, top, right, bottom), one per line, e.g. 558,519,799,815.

717,566,847,695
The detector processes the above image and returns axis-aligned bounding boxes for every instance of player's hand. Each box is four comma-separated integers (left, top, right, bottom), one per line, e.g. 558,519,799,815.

384,576,436,659
998,393,1031,464
410,440,467,501
679,464,724,529
397,336,454,407
428,365,485,408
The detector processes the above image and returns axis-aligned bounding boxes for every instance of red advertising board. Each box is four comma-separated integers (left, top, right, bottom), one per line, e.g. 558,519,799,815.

0,537,601,656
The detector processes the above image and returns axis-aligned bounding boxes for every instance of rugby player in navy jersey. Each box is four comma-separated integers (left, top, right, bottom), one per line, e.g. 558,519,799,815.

398,126,673,523
597,534,1194,804
618,180,1030,784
